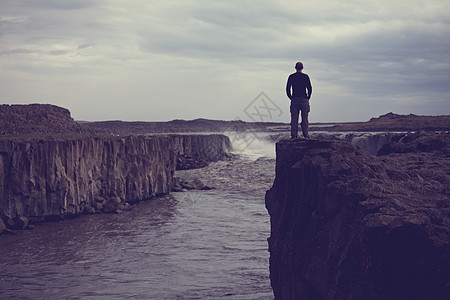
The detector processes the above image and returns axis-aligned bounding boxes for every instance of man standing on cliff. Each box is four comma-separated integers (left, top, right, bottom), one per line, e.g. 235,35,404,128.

286,62,312,139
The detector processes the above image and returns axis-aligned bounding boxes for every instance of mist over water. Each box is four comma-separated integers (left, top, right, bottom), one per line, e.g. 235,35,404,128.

0,136,276,300
225,132,276,160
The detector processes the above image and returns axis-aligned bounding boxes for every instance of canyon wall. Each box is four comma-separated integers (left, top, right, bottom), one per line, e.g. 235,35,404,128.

0,134,231,225
171,134,232,169
266,134,449,299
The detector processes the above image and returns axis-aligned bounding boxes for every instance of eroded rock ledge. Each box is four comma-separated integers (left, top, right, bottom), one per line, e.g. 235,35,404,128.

0,134,231,230
266,133,449,299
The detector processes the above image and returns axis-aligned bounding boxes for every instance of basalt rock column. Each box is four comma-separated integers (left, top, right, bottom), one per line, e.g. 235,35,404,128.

0,133,233,223
0,135,175,219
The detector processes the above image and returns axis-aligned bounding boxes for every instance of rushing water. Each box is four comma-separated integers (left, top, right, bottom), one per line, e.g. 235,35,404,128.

0,138,276,300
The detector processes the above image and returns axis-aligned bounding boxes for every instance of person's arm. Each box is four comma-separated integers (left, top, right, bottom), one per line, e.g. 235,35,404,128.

286,76,292,100
306,76,312,99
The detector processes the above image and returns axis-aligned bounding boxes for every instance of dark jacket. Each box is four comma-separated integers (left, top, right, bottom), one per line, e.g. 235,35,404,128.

286,72,312,100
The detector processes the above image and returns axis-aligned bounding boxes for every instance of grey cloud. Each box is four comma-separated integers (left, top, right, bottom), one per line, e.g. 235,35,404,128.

0,48,35,55
77,43,93,49
48,49,70,56
21,0,98,11
284,17,450,99
1,0,449,121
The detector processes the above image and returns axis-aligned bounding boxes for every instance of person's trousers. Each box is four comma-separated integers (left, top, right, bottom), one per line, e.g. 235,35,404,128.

290,97,310,138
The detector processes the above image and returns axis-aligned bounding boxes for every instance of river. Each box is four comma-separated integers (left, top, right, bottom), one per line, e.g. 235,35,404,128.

0,136,276,300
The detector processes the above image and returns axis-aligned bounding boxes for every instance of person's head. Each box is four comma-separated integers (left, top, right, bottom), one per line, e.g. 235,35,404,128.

295,62,303,71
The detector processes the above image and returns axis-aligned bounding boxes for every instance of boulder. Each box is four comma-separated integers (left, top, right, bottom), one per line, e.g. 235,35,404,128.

5,216,29,230
172,177,212,191
117,202,132,211
102,197,122,213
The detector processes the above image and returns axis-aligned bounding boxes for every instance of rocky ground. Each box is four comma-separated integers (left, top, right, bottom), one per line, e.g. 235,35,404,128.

0,104,83,136
325,112,450,132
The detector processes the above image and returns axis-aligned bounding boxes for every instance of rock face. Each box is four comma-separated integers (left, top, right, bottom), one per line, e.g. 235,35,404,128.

266,134,449,299
171,134,232,170
0,134,231,223
0,135,174,220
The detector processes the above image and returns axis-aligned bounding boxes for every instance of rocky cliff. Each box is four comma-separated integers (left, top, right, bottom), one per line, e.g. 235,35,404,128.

0,134,231,229
266,133,449,299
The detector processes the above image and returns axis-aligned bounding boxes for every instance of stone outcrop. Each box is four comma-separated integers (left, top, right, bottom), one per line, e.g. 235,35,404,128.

0,104,82,136
0,134,231,225
377,131,450,156
266,133,449,299
344,132,399,155
310,132,400,155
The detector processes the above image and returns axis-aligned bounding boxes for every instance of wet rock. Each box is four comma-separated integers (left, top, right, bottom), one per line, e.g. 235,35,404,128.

102,197,122,213
0,218,6,234
266,136,450,299
94,196,107,211
199,185,213,190
186,178,206,190
170,177,184,192
117,202,132,211
95,196,107,205
172,177,212,191
5,216,29,230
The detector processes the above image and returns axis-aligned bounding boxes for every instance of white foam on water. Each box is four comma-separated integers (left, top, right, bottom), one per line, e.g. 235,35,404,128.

225,131,276,160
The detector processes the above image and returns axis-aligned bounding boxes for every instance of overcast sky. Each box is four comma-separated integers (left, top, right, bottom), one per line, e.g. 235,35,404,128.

1,0,449,122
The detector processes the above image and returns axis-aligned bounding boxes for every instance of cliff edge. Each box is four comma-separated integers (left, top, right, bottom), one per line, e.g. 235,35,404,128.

266,133,449,299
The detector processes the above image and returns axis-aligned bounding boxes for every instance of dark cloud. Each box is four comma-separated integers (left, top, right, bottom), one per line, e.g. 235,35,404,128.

77,43,92,49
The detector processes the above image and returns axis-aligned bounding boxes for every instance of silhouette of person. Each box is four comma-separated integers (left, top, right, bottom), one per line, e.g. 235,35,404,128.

286,62,312,138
